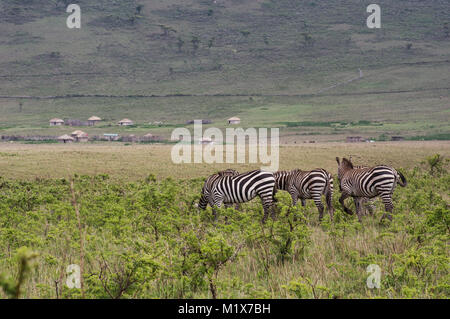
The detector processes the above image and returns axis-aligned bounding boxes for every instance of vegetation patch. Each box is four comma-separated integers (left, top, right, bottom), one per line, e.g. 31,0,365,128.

407,133,450,141
0,155,448,298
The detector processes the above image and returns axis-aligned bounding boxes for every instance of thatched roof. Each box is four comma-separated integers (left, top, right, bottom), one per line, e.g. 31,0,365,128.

88,116,101,121
71,130,85,136
118,118,133,124
143,133,153,137
50,118,64,123
57,134,74,141
228,117,240,121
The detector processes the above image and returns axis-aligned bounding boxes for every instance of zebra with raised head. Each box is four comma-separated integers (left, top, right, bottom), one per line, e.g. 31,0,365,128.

274,168,334,221
336,157,407,222
198,169,277,223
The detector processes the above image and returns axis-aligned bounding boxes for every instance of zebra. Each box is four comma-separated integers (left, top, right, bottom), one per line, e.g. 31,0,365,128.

274,168,334,221
198,169,277,223
346,157,377,216
336,157,407,222
352,163,408,217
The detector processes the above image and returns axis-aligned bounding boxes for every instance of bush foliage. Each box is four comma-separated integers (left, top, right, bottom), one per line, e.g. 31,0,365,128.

0,159,448,298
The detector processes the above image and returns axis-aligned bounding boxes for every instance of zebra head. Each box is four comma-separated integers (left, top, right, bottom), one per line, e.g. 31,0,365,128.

198,190,209,210
336,157,354,180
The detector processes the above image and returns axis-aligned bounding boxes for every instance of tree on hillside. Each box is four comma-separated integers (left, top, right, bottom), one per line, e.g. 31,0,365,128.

240,30,250,38
208,37,215,49
159,25,177,38
135,5,144,15
176,37,185,53
302,33,314,48
191,36,200,55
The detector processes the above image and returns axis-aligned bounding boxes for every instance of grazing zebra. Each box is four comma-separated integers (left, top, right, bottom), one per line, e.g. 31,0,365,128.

336,157,407,222
198,170,277,223
207,169,241,210
274,169,334,221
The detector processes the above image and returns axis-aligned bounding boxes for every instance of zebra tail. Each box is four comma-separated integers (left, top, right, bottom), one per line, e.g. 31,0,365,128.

272,182,278,203
325,174,333,207
397,171,407,187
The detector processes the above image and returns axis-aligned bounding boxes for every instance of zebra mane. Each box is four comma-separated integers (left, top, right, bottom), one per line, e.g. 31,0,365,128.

217,169,239,177
274,170,289,175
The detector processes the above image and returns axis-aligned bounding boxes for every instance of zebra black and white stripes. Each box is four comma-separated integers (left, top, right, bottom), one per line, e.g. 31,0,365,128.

274,168,334,220
198,170,277,222
200,169,241,210
336,157,407,222
344,163,376,217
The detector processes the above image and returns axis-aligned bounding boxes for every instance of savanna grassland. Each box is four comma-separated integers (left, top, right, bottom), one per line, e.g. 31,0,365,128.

0,142,448,299
0,141,448,180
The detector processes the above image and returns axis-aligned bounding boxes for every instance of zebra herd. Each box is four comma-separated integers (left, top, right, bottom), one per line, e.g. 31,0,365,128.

198,157,407,223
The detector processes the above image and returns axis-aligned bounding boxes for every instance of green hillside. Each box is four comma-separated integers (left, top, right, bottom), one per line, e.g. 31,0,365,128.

0,0,449,141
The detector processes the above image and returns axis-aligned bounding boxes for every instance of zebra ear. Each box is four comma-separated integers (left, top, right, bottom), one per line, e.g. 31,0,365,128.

336,157,340,165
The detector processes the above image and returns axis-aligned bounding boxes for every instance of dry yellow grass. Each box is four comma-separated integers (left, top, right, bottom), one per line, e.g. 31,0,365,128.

0,141,448,181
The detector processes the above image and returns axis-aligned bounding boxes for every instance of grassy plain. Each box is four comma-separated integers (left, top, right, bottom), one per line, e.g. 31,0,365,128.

0,141,448,180
0,141,448,299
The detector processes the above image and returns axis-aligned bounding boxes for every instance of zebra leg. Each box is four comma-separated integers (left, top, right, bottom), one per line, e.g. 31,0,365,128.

224,202,240,211
268,197,277,220
261,197,276,223
325,188,334,221
366,199,375,216
289,189,299,206
207,197,217,219
223,203,232,224
301,199,306,207
357,198,366,216
380,193,394,222
261,198,270,223
313,195,325,221
353,197,363,223
288,189,301,221
209,198,223,221
339,192,354,215
262,205,270,223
